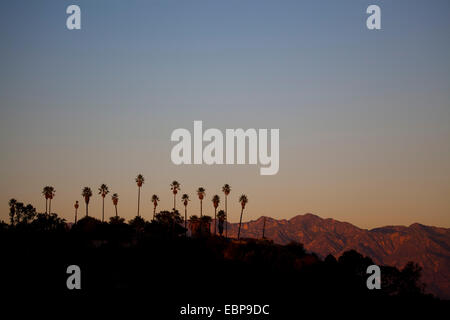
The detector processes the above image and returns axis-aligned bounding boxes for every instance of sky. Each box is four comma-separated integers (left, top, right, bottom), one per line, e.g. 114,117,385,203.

0,0,449,229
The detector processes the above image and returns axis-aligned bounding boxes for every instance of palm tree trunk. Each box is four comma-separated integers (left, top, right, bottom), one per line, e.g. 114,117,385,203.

75,208,78,223
86,203,88,217
173,194,176,210
184,206,187,237
214,208,217,235
45,199,48,214
225,196,228,238
102,197,105,222
200,200,203,217
115,205,118,217
137,187,141,217
238,208,244,240
49,199,52,214
153,206,156,220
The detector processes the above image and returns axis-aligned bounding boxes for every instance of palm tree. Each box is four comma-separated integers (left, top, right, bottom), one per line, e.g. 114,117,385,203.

82,187,93,217
111,193,119,217
74,200,79,223
170,181,181,210
217,210,226,236
212,195,220,235
237,194,248,240
48,186,55,214
197,187,206,217
42,186,50,214
98,184,109,222
135,174,145,217
151,194,160,220
42,186,55,214
222,184,231,237
181,194,190,236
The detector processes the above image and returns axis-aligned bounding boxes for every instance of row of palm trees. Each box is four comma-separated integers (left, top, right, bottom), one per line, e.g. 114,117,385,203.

42,175,249,239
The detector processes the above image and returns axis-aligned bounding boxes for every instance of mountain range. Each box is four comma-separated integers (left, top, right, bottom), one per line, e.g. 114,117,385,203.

225,213,450,299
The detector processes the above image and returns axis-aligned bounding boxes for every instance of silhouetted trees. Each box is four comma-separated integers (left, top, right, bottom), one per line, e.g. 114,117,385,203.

222,184,231,238
151,194,159,220
285,241,306,257
217,210,226,236
98,184,109,222
237,194,248,240
170,181,180,210
200,215,212,236
398,262,425,295
110,216,125,224
74,200,79,223
181,194,190,236
197,187,206,217
135,174,144,217
82,187,92,217
9,199,36,226
154,209,184,237
0,198,434,302
212,195,220,235
7,199,64,232
111,193,119,217
31,213,66,232
42,186,55,214
129,215,147,233
189,214,212,237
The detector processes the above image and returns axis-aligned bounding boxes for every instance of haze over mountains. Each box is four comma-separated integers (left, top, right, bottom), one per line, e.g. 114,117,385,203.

226,213,450,299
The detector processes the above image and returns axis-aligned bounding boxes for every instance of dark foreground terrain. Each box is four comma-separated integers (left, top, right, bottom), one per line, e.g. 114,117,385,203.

1,210,448,317
229,213,450,299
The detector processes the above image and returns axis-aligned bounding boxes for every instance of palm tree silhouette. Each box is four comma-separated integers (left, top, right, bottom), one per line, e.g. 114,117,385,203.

212,194,220,235
237,194,248,240
135,174,145,217
42,186,55,214
181,193,190,236
111,193,119,217
197,187,206,217
48,186,55,214
217,209,226,236
42,186,50,214
170,181,181,210
151,194,160,220
98,184,109,222
82,187,93,217
222,184,231,237
74,200,79,223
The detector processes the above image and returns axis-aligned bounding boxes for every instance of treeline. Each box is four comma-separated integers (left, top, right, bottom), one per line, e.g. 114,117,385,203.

0,199,437,305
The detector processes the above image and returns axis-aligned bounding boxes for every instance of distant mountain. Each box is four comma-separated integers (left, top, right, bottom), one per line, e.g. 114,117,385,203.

224,213,450,299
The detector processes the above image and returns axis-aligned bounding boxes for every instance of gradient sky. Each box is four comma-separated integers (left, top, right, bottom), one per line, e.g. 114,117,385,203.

1,0,449,228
